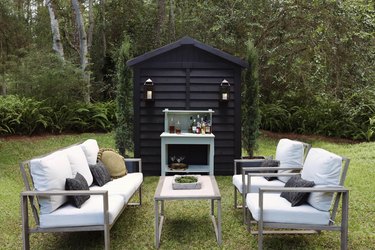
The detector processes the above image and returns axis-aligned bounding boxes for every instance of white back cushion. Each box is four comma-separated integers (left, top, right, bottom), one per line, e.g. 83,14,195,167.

276,139,304,182
80,139,99,165
62,145,93,186
301,148,342,211
30,151,73,214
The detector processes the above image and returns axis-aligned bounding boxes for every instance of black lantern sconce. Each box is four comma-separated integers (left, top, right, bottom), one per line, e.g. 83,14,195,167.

144,78,154,101
220,79,230,102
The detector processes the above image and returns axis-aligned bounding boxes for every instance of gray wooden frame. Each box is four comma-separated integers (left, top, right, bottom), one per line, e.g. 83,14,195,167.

245,156,350,250
154,176,222,248
20,156,143,250
233,142,311,222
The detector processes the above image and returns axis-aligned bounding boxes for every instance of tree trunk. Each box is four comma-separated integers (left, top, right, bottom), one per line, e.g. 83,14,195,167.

169,0,176,41
46,0,64,61
72,0,90,103
155,0,166,46
101,0,107,55
87,0,94,51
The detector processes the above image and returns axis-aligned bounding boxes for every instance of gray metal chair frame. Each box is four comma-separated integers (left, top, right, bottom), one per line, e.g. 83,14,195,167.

20,156,142,250
233,141,311,223
245,156,350,250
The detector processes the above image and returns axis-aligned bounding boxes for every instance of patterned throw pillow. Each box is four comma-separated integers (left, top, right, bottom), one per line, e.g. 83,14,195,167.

89,160,112,187
280,174,315,207
65,172,90,208
97,148,127,178
261,160,280,181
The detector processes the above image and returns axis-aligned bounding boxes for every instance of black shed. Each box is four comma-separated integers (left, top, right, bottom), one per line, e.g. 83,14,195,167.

127,36,248,175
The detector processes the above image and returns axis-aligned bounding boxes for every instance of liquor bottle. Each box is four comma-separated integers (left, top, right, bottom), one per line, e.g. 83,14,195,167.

196,116,201,134
201,117,206,134
192,119,197,133
205,118,211,134
189,116,193,133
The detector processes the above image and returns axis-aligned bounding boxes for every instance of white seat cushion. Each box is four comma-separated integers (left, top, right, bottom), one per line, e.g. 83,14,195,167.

62,145,93,186
30,151,73,214
247,193,330,225
301,148,342,211
233,175,285,194
80,139,99,165
276,139,304,183
40,194,125,228
90,173,143,204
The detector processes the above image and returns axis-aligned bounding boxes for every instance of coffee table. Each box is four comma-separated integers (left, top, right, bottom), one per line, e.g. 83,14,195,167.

154,176,222,248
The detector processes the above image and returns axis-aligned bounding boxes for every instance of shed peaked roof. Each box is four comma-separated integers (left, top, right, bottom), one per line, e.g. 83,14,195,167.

127,36,248,68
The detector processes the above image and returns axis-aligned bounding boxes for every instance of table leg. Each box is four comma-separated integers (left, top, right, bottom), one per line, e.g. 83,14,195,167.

217,199,222,245
155,200,159,248
210,199,222,246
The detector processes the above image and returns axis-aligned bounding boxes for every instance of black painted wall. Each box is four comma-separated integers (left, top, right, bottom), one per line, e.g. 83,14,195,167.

128,39,246,175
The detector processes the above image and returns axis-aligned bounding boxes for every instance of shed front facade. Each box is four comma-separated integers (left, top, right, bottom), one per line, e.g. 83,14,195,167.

127,36,248,175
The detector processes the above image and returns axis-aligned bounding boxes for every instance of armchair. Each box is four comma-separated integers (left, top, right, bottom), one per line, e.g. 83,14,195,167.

245,148,350,249
233,139,311,222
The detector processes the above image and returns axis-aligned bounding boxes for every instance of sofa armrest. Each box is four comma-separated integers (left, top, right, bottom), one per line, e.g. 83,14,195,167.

124,158,142,173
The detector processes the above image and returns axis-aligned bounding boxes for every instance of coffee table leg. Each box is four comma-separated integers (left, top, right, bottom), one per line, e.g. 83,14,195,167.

217,199,222,245
210,199,222,245
155,200,159,248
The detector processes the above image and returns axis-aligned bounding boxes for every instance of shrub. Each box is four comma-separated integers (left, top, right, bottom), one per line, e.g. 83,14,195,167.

0,95,51,135
0,95,115,135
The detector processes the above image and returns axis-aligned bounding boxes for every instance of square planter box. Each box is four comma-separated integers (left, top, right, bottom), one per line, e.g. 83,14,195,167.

172,175,201,190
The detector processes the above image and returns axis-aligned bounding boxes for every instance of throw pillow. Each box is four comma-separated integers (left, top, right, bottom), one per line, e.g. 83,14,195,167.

97,148,127,178
89,160,112,186
65,172,90,208
261,160,280,181
280,174,315,207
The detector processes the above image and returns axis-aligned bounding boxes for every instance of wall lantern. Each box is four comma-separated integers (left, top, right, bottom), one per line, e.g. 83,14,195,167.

220,79,230,102
144,78,154,101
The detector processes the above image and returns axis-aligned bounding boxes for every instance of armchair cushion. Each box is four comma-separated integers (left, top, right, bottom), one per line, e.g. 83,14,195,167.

280,175,315,206
275,139,304,183
233,175,284,194
301,148,342,211
247,193,330,225
65,173,90,208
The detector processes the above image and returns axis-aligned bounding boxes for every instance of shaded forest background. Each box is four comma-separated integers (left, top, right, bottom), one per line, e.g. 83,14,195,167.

0,0,374,141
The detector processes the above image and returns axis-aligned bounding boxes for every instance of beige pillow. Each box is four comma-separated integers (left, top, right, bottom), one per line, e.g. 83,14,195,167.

97,148,127,178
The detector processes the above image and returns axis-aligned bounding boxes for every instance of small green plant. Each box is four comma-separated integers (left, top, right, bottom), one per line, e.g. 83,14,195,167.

175,176,198,183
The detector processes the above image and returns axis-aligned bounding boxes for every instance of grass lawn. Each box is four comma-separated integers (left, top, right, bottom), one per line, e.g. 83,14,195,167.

0,132,374,249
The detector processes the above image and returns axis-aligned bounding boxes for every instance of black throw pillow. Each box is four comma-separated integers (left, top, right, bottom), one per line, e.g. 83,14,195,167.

89,160,112,187
65,172,90,208
261,160,280,181
280,174,315,207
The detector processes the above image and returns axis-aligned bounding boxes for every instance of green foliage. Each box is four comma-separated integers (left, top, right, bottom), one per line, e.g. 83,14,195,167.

0,95,115,136
115,35,133,156
242,41,261,157
7,50,85,106
0,95,51,135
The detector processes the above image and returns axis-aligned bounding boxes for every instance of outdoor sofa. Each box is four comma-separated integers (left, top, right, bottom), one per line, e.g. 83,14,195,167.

20,139,143,250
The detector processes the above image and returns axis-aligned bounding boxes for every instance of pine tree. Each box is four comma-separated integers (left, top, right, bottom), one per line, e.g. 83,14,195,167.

242,40,260,157
115,35,133,156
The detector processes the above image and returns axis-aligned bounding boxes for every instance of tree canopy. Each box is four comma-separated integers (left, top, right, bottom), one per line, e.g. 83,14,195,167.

0,0,374,140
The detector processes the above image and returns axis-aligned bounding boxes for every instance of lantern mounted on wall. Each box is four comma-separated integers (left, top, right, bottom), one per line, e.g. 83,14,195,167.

144,78,154,101
220,79,230,102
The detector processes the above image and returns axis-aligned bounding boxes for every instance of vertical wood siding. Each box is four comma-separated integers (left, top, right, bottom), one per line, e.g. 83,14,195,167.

133,46,241,175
